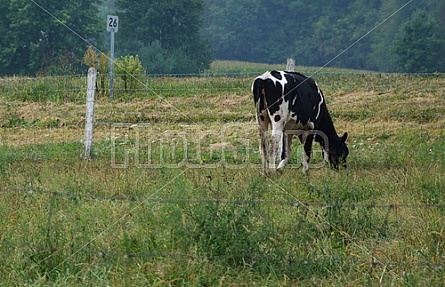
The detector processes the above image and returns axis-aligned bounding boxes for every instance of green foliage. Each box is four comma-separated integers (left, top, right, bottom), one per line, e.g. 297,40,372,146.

393,9,445,73
1,76,84,103
4,0,445,75
113,55,146,92
137,41,200,75
178,201,268,264
0,0,103,76
115,0,212,74
202,0,445,72
203,0,278,63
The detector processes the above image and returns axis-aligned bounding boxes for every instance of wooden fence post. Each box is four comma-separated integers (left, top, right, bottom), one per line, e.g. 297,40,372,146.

286,58,295,72
82,67,97,159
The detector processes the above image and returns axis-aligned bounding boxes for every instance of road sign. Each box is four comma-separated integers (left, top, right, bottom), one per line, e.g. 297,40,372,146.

107,15,119,33
107,15,118,98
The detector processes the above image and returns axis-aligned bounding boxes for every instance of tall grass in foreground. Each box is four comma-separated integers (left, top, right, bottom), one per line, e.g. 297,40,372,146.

1,130,445,286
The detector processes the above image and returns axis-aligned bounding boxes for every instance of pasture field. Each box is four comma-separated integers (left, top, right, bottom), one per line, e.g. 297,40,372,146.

1,62,445,286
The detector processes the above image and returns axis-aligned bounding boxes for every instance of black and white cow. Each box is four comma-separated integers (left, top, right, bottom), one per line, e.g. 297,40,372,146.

252,70,349,174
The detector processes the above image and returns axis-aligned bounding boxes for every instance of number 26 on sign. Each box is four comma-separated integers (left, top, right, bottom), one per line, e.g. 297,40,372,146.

107,15,118,33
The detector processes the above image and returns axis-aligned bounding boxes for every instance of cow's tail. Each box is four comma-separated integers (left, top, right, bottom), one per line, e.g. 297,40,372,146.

252,78,266,116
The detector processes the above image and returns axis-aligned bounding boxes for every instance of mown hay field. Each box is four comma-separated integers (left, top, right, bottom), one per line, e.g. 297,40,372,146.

1,62,445,286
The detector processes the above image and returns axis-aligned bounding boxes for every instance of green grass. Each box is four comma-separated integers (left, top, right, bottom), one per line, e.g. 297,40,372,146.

1,61,445,286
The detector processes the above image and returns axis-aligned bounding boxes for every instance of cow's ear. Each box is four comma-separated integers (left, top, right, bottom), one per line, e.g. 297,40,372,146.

341,132,348,143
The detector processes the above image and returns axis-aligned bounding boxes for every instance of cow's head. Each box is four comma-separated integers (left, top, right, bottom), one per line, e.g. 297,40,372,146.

329,132,349,169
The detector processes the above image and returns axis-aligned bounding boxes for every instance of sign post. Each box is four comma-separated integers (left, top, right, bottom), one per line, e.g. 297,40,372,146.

107,15,118,98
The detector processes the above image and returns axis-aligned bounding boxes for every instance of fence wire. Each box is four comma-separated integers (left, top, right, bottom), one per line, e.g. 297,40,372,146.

2,187,445,209
1,241,444,272
1,186,445,273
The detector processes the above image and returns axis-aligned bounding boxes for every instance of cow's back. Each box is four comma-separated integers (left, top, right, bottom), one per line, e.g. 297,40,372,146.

252,70,324,128
289,72,325,127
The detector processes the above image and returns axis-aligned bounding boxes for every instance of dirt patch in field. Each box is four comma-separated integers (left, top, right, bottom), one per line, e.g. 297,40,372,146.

332,91,378,102
2,86,444,147
0,125,111,146
207,142,234,151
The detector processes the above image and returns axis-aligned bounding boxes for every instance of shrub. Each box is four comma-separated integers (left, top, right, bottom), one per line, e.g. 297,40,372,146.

98,53,109,97
82,46,97,68
113,55,146,92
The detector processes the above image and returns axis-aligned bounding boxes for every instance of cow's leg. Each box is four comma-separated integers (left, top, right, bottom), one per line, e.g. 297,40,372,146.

258,125,268,175
269,128,283,171
323,148,330,163
316,135,330,164
277,132,293,170
302,134,314,174
257,111,270,175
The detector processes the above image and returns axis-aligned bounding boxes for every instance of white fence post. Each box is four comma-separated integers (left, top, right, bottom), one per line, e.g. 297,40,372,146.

82,67,97,159
286,58,295,72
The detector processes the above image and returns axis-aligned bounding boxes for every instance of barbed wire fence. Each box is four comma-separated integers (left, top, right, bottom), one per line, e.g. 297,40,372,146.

1,71,444,139
1,186,445,273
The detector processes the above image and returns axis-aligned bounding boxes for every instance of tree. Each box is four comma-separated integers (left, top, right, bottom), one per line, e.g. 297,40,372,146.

202,0,383,69
393,9,445,73
201,0,445,72
115,0,212,74
203,0,266,62
202,0,299,64
0,0,103,76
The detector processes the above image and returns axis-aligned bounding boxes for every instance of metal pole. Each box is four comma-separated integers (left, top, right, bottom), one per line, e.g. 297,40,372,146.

109,30,115,98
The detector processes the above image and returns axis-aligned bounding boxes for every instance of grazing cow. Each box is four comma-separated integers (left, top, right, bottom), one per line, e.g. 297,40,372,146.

252,70,349,174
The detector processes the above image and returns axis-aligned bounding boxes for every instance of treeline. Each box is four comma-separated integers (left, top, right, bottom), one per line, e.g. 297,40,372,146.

0,0,212,76
0,0,103,76
1,0,444,76
202,0,445,72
